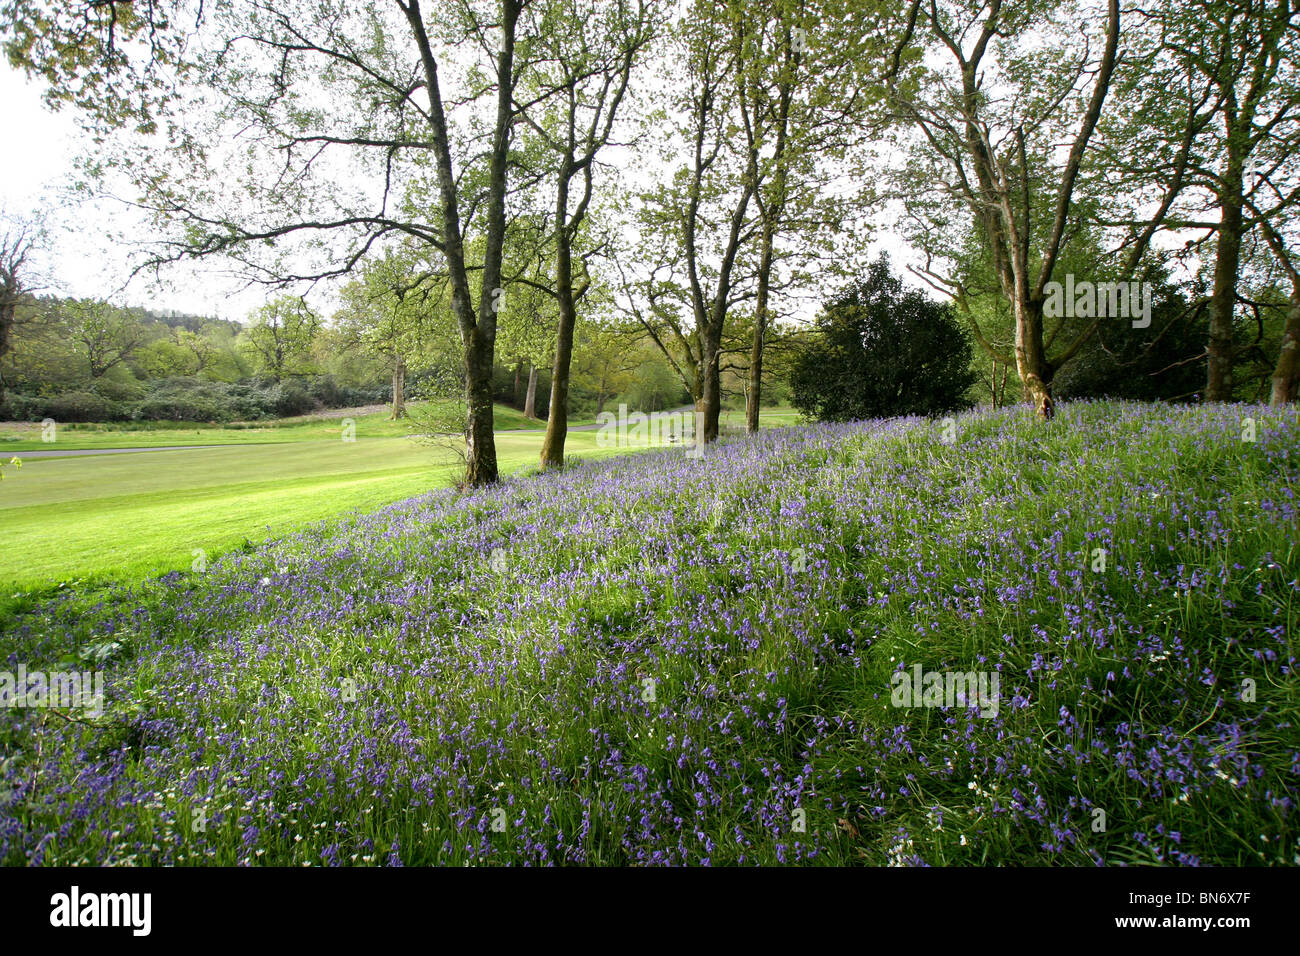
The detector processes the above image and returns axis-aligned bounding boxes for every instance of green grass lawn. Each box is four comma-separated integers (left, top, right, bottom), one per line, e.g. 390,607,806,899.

719,404,804,428
0,402,797,615
0,400,571,452
0,428,629,615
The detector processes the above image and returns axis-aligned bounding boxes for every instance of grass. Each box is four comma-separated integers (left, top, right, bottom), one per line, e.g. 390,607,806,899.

718,404,805,429
0,427,630,618
0,400,564,452
1,400,1296,866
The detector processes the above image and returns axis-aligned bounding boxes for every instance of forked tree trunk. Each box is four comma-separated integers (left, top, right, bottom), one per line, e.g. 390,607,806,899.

1013,297,1055,419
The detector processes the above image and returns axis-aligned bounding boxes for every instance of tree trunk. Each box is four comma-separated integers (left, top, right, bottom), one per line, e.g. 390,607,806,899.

745,41,793,436
513,360,522,405
539,300,575,468
700,322,723,442
1206,168,1244,402
402,0,515,487
464,332,498,486
0,299,12,406
1270,287,1300,406
523,363,538,419
540,164,578,469
746,219,775,435
1013,296,1055,418
389,354,407,419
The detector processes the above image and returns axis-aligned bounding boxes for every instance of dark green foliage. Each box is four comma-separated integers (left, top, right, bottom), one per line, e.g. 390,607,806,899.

790,256,977,421
4,377,394,424
1054,285,1208,402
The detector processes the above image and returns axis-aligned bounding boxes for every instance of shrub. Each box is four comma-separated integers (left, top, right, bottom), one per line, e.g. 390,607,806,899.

790,255,977,422
40,390,121,423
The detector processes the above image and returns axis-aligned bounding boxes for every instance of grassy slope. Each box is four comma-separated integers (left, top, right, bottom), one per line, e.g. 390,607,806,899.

1,400,1296,867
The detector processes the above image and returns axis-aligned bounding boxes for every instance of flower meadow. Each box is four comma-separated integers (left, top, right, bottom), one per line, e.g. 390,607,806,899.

1,400,1297,866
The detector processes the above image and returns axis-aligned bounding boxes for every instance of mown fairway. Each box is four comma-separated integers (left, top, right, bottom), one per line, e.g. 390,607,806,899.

0,425,600,611
0,400,552,451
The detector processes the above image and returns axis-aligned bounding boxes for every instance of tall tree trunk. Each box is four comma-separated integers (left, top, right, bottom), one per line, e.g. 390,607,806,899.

464,333,498,485
1013,296,1055,418
389,354,407,419
1206,166,1244,402
540,167,576,468
746,219,775,435
523,363,538,419
700,321,723,442
513,360,522,405
745,34,794,436
1270,287,1300,406
539,293,575,468
402,0,516,487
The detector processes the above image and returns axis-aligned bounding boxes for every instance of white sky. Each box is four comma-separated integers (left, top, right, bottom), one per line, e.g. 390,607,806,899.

0,61,265,321
0,39,919,327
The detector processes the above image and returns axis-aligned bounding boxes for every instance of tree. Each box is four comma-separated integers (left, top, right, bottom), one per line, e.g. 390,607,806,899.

135,329,200,378
0,212,42,405
789,256,977,422
571,319,640,415
67,298,145,379
242,296,320,383
507,0,658,468
1052,277,1208,402
4,0,525,486
1258,218,1300,404
735,0,886,433
336,248,447,419
886,0,1122,419
1098,0,1300,402
1175,0,1300,401
625,1,759,444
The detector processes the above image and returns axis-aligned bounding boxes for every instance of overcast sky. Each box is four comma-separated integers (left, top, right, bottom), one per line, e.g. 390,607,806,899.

0,60,270,321
0,44,918,328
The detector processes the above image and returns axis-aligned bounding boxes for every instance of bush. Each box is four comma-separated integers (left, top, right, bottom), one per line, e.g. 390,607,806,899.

2,374,400,425
272,381,317,417
790,256,977,422
40,390,121,423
